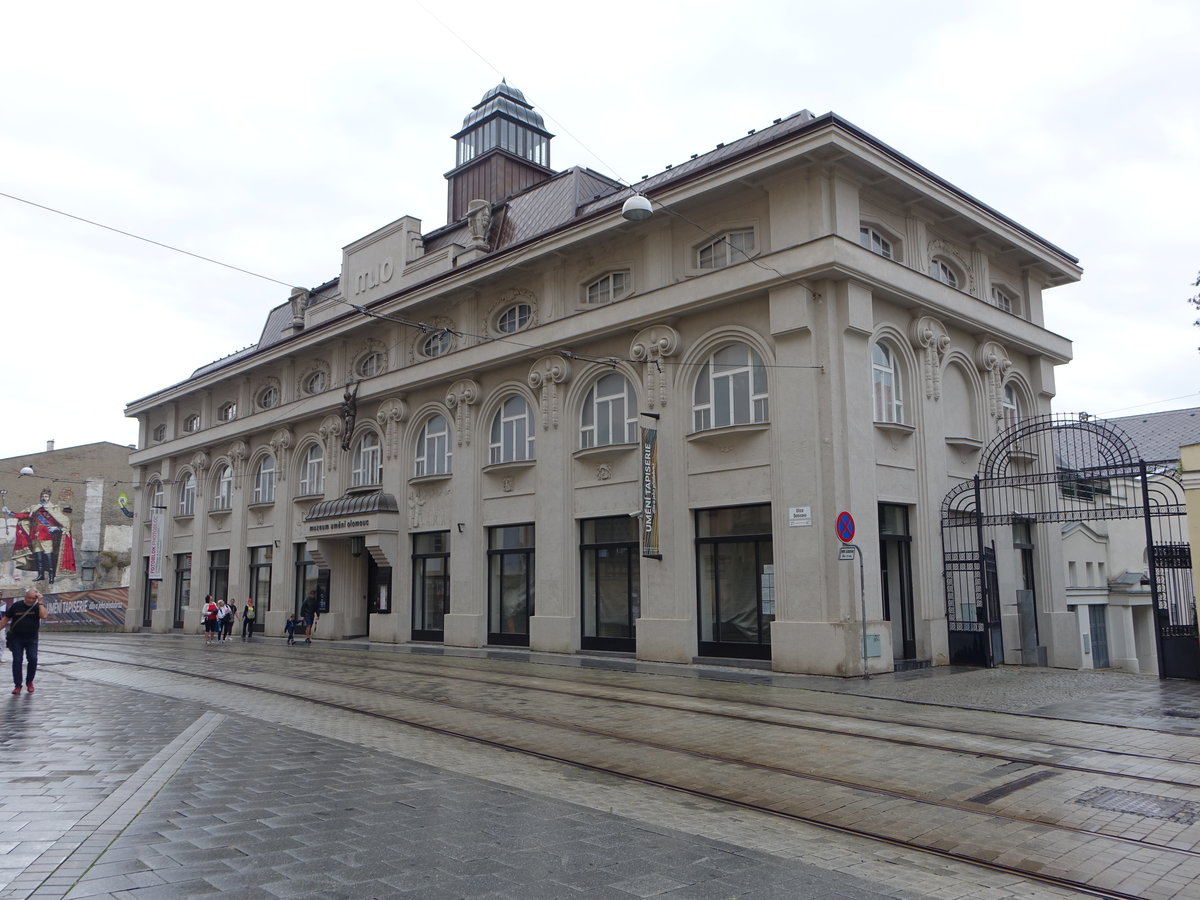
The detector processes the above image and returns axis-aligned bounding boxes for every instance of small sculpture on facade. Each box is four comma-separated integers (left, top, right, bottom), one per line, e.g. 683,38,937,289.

340,381,360,451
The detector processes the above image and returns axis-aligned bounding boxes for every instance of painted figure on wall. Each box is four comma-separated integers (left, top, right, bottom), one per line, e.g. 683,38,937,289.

4,488,76,584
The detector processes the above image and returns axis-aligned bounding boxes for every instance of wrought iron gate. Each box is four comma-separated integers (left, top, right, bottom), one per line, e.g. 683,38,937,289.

941,413,1197,679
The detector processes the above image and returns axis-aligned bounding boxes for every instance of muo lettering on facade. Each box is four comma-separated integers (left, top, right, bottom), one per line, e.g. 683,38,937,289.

354,259,394,296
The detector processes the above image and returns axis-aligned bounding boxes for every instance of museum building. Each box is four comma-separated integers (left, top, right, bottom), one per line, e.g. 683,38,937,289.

124,84,1082,675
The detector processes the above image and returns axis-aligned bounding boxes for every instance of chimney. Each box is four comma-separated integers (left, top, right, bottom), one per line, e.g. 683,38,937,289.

46,440,55,452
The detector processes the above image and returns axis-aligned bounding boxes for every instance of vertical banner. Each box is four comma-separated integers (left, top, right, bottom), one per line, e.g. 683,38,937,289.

640,424,662,559
148,507,164,580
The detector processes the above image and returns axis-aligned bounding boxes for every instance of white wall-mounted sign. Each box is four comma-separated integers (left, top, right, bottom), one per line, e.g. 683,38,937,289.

788,506,812,527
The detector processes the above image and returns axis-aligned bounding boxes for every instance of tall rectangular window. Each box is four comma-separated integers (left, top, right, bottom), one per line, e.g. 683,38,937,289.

248,546,272,612
295,543,330,616
208,549,230,602
696,505,773,658
488,524,534,645
173,553,191,629
581,517,640,649
413,531,450,638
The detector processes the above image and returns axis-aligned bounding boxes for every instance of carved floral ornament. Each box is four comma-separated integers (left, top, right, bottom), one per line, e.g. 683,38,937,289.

227,441,248,487
974,340,1013,427
446,379,481,447
375,397,410,460
318,415,343,470
270,428,293,481
190,450,210,473
908,315,951,401
528,356,573,431
630,324,681,410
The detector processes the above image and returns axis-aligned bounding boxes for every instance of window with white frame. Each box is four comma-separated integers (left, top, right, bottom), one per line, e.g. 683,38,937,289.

151,480,164,510
697,230,754,270
298,444,324,496
692,343,769,431
584,271,631,305
489,395,535,464
421,330,452,359
178,473,196,516
859,226,893,259
580,373,638,448
1002,384,1021,433
217,402,237,422
253,455,276,503
211,465,233,510
356,351,386,378
257,385,280,409
930,257,959,288
497,303,532,334
872,343,903,424
415,414,452,477
152,424,166,442
182,414,201,433
303,370,328,395
990,285,1015,313
351,432,382,487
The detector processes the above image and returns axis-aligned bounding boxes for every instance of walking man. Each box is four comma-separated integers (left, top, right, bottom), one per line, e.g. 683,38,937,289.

3,588,48,694
241,598,256,642
300,591,320,644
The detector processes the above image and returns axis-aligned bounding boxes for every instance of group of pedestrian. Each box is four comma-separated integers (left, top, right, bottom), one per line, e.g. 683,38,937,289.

202,596,257,646
3,588,47,694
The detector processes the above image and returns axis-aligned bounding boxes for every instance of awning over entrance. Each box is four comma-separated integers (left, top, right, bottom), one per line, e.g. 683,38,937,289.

303,491,400,540
304,491,399,522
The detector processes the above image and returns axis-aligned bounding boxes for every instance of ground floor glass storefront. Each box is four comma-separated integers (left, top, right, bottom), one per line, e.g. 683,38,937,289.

580,516,640,651
697,504,774,659
412,531,449,641
488,524,534,646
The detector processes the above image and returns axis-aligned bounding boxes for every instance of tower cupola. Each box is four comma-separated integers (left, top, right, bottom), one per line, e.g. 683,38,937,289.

446,82,555,222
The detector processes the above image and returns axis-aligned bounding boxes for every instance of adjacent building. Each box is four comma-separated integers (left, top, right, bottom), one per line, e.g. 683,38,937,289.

124,84,1084,676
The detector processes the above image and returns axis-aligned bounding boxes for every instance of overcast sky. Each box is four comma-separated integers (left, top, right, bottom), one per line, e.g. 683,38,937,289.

2,0,1197,465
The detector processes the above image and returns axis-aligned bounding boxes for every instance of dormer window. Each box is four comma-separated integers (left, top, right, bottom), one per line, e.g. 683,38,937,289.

152,424,166,442
859,226,893,259
930,258,959,289
182,414,201,433
584,271,631,305
217,402,237,422
697,230,754,270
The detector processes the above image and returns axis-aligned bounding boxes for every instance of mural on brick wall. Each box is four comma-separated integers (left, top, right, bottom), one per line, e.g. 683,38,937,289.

3,486,75,585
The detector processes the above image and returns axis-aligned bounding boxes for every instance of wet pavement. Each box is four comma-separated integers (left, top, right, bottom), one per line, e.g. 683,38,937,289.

3,634,1199,899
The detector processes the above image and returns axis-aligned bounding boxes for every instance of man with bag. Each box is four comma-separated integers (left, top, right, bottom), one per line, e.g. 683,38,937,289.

241,598,256,642
300,591,320,645
3,588,48,694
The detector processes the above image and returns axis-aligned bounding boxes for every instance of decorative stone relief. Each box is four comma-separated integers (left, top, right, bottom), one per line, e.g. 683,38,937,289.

528,356,573,431
909,315,951,401
288,287,310,330
408,488,427,529
318,414,343,470
270,428,293,482
596,464,612,481
375,397,409,460
502,478,513,493
446,379,480,447
466,199,492,250
975,341,1012,431
190,450,209,474
228,441,248,489
630,325,681,410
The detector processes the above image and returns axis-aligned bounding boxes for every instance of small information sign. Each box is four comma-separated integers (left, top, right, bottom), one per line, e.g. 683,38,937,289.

838,546,856,561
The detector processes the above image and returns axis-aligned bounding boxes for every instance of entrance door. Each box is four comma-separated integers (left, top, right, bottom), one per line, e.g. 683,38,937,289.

581,517,640,652
488,524,534,646
412,532,449,642
1088,605,1110,668
696,505,774,660
1153,543,1200,679
879,504,916,661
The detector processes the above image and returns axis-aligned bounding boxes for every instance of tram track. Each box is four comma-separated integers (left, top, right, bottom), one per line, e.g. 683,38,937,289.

46,638,1200,899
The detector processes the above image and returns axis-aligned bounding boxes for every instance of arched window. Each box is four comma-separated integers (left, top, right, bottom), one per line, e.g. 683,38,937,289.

872,343,903,424
257,385,280,409
298,444,324,496
150,480,164,510
351,432,382,487
692,343,769,431
497,303,532,334
859,226,893,259
415,414,452,477
489,396,535,464
217,402,237,422
421,331,452,359
584,271,631,305
178,473,196,516
182,414,201,433
356,351,386,378
253,456,276,503
580,373,638,448
930,257,959,288
697,230,755,270
211,465,232,510
1002,384,1021,433
303,370,328,395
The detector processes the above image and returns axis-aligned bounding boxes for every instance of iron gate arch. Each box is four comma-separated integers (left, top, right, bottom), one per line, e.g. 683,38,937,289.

941,412,1198,678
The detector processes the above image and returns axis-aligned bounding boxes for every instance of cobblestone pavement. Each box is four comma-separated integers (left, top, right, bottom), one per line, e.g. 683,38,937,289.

7,634,1198,900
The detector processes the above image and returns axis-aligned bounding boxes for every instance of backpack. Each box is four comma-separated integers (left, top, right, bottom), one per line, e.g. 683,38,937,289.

245,605,256,620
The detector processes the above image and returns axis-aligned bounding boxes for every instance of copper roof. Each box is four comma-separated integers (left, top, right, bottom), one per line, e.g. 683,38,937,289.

304,491,400,522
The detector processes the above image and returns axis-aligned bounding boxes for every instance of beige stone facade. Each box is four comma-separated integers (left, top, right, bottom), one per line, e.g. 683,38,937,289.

124,86,1081,675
